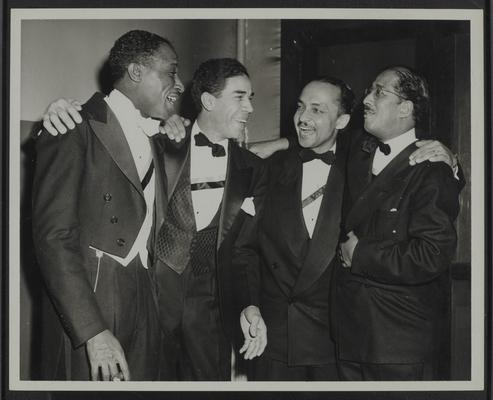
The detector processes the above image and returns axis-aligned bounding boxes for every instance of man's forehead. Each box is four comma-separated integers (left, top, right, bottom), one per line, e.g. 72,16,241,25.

223,75,252,92
300,81,340,104
373,70,398,87
155,43,178,63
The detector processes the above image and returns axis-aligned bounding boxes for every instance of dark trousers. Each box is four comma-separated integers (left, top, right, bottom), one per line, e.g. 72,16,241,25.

45,256,161,381
156,261,230,381
254,356,339,381
337,360,431,381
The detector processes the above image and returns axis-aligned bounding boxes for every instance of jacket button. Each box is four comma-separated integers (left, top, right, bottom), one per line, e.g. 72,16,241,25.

104,193,112,202
272,262,278,269
110,216,118,224
117,238,125,247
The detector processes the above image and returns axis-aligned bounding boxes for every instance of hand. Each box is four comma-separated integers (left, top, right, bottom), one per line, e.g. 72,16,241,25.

239,305,267,360
86,329,130,381
409,140,457,169
42,98,83,136
159,114,190,142
248,138,289,159
340,231,358,268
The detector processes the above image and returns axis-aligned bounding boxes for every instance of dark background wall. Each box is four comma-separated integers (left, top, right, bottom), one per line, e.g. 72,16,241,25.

281,19,471,379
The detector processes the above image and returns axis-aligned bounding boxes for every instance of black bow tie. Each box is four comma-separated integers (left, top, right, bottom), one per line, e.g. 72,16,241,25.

299,149,336,165
361,137,391,156
194,132,226,157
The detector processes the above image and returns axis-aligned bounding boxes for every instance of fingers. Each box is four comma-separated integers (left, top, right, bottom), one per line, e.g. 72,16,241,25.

43,112,66,135
90,363,100,381
66,100,83,124
161,114,187,142
255,320,267,356
101,363,111,381
116,352,131,381
244,338,260,360
409,140,454,167
57,108,76,130
414,139,433,148
86,330,130,381
181,117,191,127
249,315,259,338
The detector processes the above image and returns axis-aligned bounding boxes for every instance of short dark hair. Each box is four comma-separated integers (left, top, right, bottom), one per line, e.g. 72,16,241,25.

310,76,355,115
108,30,174,82
191,58,249,111
387,66,430,125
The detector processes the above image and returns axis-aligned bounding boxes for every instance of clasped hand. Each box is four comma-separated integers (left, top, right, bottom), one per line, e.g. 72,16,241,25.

239,305,267,360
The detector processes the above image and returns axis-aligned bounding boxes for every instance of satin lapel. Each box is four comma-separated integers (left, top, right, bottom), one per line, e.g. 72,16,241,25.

218,142,250,248
89,109,143,197
163,127,192,199
273,155,307,244
345,143,417,232
292,151,345,297
150,137,168,235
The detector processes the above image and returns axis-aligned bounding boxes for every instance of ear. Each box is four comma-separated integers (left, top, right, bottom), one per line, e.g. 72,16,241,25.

399,100,413,119
335,113,350,130
201,92,217,111
127,63,143,82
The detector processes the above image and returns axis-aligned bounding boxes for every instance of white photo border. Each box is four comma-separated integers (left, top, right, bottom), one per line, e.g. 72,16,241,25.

9,7,485,392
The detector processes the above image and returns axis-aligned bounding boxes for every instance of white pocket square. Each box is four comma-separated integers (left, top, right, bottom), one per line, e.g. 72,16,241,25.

241,197,255,216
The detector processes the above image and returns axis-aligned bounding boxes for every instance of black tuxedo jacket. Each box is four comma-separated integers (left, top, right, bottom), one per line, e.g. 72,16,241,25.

32,93,167,349
233,139,348,366
157,127,266,340
332,130,460,364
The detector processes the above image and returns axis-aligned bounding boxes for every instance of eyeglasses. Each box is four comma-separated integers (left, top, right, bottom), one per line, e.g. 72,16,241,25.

364,85,408,101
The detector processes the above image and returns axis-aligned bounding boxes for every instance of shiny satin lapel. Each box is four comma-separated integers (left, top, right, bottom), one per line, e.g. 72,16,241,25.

163,126,192,199
218,142,251,247
292,151,345,297
89,107,143,198
345,143,417,232
150,137,168,235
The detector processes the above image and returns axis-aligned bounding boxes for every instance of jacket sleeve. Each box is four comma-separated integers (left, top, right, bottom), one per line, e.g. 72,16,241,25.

350,163,460,285
32,124,107,348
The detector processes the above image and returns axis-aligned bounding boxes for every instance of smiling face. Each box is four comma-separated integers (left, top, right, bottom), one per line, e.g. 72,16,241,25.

137,43,184,120
294,81,349,154
363,69,406,141
209,74,253,140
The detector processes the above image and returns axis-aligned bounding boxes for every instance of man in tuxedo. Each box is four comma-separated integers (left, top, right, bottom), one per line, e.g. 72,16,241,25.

32,30,184,380
151,58,268,380
335,66,461,380
232,77,354,380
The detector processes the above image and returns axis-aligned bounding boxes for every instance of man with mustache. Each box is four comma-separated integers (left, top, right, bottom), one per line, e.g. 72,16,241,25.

32,30,184,381
232,77,354,380
335,66,461,380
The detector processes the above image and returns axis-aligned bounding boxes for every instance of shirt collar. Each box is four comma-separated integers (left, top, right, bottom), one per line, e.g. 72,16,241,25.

379,128,417,157
105,89,160,136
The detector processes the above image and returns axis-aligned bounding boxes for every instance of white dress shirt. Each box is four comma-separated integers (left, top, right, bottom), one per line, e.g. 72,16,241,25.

92,89,159,268
372,128,417,175
301,144,336,238
190,122,228,231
